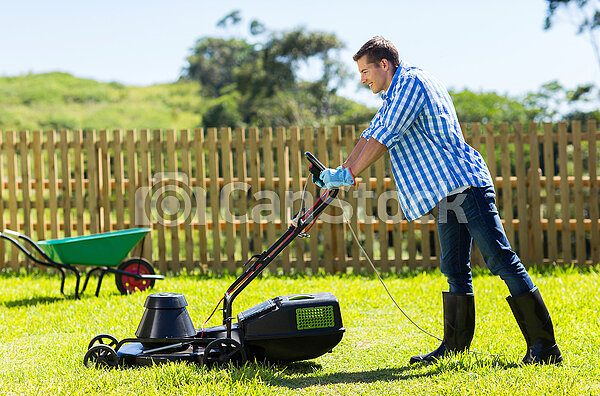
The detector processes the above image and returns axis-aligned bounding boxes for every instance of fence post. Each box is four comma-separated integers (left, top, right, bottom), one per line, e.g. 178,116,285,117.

98,130,111,232
558,122,572,264
572,121,586,265
112,129,124,231
304,127,320,274
248,127,261,269
193,128,208,270
85,130,100,235
206,128,221,272
19,131,32,243
138,129,153,263
151,129,167,272
235,127,249,266
513,123,529,263
289,126,304,271
180,129,194,273
528,123,543,265
317,127,333,273
220,127,236,273
276,127,290,273
588,120,599,265
73,130,84,236
543,123,557,262
331,126,345,272
261,127,276,270
6,131,18,269
125,130,137,234
47,130,59,239
59,130,72,236
500,123,515,246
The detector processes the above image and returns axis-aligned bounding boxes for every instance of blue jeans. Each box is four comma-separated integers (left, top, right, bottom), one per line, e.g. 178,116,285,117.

436,186,535,296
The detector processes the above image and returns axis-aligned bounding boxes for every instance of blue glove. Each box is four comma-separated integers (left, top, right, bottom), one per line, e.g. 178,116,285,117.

320,166,355,189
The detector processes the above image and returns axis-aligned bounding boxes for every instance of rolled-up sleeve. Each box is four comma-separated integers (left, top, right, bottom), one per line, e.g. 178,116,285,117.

360,125,373,140
369,76,425,148
360,107,384,140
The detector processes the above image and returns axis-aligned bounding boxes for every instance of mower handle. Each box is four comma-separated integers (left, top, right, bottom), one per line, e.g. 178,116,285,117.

304,151,326,179
223,152,338,336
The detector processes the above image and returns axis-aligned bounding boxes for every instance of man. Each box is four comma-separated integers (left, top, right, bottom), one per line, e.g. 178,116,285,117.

318,36,562,365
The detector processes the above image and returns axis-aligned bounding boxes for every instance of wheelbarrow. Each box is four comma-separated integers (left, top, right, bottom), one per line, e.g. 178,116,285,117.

0,228,164,298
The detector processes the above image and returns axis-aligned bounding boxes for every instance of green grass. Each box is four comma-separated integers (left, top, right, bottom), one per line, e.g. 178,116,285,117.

0,266,598,395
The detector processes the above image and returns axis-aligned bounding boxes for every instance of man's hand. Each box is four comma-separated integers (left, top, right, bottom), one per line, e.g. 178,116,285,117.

312,174,325,188
320,166,355,189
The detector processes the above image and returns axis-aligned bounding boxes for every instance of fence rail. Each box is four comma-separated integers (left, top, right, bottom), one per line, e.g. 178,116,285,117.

0,121,598,273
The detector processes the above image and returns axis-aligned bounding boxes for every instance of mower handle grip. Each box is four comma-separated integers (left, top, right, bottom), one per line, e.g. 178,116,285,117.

304,151,326,179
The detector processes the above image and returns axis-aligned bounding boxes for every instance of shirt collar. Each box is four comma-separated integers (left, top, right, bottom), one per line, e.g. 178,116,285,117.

380,61,405,101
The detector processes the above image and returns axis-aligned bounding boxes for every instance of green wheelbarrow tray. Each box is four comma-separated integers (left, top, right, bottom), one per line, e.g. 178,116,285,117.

0,228,164,299
38,228,151,266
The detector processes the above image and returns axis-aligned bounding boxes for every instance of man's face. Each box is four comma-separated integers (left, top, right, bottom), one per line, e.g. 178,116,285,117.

356,55,393,94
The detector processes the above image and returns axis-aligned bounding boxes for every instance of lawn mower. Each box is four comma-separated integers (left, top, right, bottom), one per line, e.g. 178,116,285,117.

0,228,163,298
83,152,345,367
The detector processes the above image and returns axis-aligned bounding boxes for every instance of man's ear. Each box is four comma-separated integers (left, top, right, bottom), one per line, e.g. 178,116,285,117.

380,58,390,71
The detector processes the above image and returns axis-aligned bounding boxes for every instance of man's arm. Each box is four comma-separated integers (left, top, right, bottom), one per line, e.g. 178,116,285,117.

343,137,368,168
344,137,388,177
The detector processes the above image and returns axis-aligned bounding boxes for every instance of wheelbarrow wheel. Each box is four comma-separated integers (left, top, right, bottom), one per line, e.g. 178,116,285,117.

203,338,247,366
83,345,119,368
87,334,119,350
115,258,156,295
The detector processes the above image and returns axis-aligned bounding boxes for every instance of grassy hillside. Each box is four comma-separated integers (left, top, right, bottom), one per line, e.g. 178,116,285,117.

0,72,204,131
0,73,377,130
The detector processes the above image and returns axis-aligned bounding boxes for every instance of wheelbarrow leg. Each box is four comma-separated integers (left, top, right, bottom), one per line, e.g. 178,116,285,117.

63,265,82,299
80,267,108,297
73,269,81,299
95,269,109,297
58,267,67,296
81,267,103,295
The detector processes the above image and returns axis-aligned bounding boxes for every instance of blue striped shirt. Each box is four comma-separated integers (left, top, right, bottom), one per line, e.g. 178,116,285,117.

361,61,493,221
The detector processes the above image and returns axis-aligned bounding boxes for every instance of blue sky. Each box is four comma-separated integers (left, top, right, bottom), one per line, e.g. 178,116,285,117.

1,0,598,106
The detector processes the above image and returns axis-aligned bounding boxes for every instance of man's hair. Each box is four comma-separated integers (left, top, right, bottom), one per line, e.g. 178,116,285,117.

353,36,400,68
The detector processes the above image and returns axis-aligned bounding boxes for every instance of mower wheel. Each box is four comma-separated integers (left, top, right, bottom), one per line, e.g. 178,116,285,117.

87,334,119,350
83,345,119,368
203,338,247,366
115,258,156,295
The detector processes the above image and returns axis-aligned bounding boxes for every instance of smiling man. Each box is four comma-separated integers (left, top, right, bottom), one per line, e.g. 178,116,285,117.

318,36,562,365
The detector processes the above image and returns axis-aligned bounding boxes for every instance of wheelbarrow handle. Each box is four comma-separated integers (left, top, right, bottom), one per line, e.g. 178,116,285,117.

0,230,55,263
1,229,21,238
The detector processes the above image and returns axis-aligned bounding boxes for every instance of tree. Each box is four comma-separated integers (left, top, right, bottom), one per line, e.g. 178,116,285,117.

450,89,531,123
182,37,255,98
202,92,243,127
523,80,600,122
181,11,350,126
544,0,600,72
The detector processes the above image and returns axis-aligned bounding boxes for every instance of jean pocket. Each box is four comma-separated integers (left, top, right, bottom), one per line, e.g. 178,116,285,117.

475,187,499,215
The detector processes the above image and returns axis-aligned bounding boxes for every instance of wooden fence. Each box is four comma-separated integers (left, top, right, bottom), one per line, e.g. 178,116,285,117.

0,121,598,274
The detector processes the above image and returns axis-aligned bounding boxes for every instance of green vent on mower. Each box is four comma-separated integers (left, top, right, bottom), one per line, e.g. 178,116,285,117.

296,305,335,330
